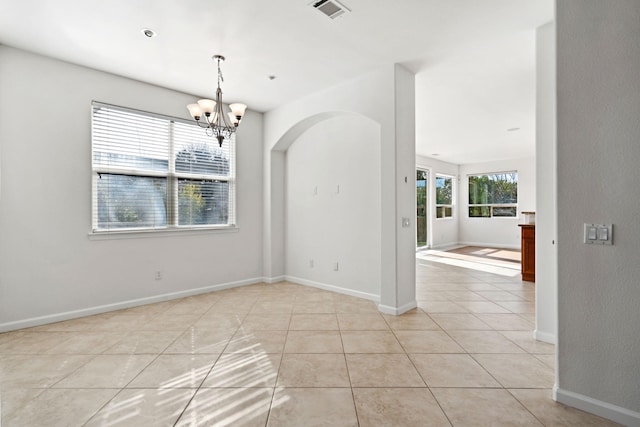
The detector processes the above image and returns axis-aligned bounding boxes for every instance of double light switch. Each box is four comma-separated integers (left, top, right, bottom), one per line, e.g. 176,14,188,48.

584,223,613,245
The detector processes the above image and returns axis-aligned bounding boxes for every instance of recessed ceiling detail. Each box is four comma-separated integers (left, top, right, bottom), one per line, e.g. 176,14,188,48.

311,0,350,19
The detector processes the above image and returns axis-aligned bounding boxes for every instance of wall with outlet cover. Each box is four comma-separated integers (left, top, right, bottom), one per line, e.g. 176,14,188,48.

458,157,536,249
555,1,640,423
285,115,381,298
0,46,264,331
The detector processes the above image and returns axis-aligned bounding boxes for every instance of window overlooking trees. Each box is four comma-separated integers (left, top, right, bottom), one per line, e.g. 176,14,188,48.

92,103,235,233
468,171,518,218
435,175,454,218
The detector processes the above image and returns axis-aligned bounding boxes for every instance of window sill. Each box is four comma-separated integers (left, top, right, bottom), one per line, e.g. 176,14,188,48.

88,225,240,240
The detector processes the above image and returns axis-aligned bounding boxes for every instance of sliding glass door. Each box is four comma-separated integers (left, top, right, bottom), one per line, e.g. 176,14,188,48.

416,169,428,248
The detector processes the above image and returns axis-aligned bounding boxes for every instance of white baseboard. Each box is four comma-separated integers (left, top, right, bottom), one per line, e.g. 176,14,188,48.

555,387,640,426
378,300,418,315
284,276,379,302
263,275,286,284
0,277,264,333
533,329,557,344
458,241,520,250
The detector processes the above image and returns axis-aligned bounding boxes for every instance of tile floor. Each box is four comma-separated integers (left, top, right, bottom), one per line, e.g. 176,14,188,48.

0,250,621,426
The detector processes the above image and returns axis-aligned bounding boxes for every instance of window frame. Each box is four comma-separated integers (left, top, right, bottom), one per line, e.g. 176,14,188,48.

90,101,237,236
435,174,454,220
467,171,518,219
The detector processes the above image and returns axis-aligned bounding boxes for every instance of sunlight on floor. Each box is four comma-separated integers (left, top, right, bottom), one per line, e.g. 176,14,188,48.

417,248,521,278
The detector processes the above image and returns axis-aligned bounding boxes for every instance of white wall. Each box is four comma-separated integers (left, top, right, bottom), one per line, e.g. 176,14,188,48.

0,46,264,331
285,115,381,298
535,22,557,345
415,155,459,249
264,65,417,313
458,158,536,249
556,1,640,424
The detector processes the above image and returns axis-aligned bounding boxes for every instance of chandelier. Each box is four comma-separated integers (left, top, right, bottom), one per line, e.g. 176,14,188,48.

187,55,247,147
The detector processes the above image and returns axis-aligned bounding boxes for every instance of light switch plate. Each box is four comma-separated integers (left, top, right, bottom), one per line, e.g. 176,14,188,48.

584,223,613,245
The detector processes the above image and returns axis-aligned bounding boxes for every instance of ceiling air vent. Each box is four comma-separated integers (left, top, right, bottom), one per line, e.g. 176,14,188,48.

311,0,350,19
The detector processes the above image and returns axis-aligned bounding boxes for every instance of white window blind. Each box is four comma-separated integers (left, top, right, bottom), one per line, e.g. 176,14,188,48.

91,102,235,233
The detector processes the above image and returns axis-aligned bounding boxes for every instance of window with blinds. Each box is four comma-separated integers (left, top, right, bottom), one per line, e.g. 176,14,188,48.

91,102,235,233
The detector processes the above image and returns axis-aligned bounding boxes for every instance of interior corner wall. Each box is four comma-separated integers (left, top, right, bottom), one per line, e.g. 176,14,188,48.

458,157,536,249
264,64,416,312
0,46,264,330
285,115,381,298
556,0,640,423
415,155,460,249
535,21,557,345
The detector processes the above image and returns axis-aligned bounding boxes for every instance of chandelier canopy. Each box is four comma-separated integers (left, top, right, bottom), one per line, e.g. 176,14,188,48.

187,55,247,147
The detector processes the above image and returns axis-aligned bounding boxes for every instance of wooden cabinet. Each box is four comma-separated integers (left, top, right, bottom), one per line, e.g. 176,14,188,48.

519,224,535,282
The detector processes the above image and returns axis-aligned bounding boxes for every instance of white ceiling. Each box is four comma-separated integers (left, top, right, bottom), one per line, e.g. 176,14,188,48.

0,0,553,164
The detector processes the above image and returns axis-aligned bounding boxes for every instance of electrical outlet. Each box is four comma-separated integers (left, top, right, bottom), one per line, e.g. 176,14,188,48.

309,259,314,268
155,271,162,280
333,262,339,271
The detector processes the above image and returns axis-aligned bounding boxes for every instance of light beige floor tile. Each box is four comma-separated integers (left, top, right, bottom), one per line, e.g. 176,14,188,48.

85,388,195,427
432,388,543,426
500,331,556,354
534,354,556,369
289,314,339,330
92,313,155,331
341,330,404,353
334,299,379,313
240,314,291,331
441,290,487,301
140,314,201,331
337,313,390,330
429,313,492,330
410,354,500,387
194,313,245,330
346,354,425,387
104,330,182,354
284,331,343,353
414,291,450,301
353,388,451,427
277,353,350,387
0,332,72,354
473,353,555,388
4,388,118,427
497,300,536,313
475,290,525,301
0,388,45,423
44,332,123,354
418,301,469,313
0,354,94,388
53,354,155,388
462,283,503,291
395,330,465,353
127,354,213,388
382,312,440,330
250,300,294,314
268,388,358,427
163,327,235,354
448,330,525,353
177,387,273,427
509,389,623,427
474,313,534,331
454,301,512,314
292,301,336,313
203,353,281,387
224,330,287,354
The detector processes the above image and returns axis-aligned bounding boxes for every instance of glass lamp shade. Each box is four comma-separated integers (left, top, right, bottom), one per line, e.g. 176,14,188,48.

229,103,247,118
228,112,239,126
187,104,203,119
197,99,216,115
